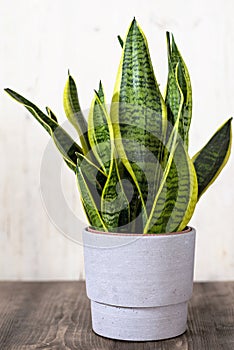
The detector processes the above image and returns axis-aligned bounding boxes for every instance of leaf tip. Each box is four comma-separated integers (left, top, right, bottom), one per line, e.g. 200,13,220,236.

226,117,233,132
131,17,137,27
4,88,16,99
117,35,124,48
94,89,99,98
171,33,178,51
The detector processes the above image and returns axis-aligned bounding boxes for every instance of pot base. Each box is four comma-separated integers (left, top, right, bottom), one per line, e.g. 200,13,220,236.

91,300,188,341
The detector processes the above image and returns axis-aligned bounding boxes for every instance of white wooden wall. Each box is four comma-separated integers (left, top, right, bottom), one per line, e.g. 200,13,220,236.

0,0,233,280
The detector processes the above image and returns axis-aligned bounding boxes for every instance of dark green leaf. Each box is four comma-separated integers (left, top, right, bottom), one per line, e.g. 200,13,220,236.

46,107,58,123
193,118,232,199
4,88,82,171
117,35,124,48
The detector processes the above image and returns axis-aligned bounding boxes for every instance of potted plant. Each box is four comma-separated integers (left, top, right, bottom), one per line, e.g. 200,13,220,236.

5,18,232,341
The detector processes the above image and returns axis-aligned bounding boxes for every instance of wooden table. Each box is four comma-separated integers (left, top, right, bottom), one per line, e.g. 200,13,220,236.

0,282,233,349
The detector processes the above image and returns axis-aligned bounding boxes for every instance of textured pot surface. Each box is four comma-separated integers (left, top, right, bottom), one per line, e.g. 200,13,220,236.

83,227,196,341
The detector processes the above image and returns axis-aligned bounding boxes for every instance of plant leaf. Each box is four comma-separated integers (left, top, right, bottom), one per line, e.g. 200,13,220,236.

76,153,107,227
117,35,124,48
76,163,107,231
46,107,58,122
165,141,197,232
144,140,197,233
88,92,130,230
88,90,112,174
63,72,90,154
165,32,192,148
111,18,167,226
5,88,84,171
76,152,106,193
97,80,106,105
144,64,197,233
101,157,130,231
193,118,232,199
95,83,132,231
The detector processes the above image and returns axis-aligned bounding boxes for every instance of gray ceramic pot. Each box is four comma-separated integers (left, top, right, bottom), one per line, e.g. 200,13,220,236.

82,227,196,341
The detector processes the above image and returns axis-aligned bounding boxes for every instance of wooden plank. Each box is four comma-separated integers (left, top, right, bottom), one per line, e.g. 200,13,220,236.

0,282,233,349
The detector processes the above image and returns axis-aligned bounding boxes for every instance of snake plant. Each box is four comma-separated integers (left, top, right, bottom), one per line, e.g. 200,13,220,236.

5,19,232,234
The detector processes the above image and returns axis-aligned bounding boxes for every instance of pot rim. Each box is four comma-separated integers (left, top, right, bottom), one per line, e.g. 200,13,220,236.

86,226,193,237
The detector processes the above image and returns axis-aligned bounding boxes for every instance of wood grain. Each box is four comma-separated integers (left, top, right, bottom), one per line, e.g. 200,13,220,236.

0,282,233,350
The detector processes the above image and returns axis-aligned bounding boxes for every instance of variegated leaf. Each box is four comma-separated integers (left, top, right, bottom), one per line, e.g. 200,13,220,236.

97,81,106,105
193,118,232,199
144,63,197,233
88,90,112,174
98,83,133,231
88,87,130,230
63,72,90,154
46,107,58,123
76,162,107,231
111,18,167,226
144,139,197,233
76,152,106,194
101,157,130,231
165,32,192,148
5,88,83,172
